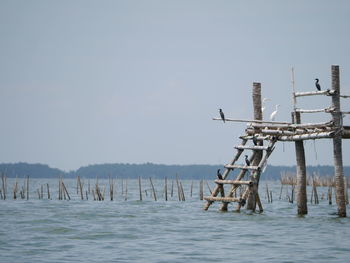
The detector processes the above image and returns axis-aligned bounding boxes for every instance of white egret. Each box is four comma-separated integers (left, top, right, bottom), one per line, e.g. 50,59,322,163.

270,104,280,121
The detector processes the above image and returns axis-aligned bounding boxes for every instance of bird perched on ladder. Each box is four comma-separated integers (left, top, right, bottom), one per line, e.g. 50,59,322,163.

245,155,250,167
270,104,280,121
252,135,258,146
219,109,225,123
315,78,321,91
217,169,223,180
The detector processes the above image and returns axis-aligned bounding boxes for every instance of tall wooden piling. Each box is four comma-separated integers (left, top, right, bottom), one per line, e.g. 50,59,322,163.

247,82,263,211
331,65,346,217
294,111,308,215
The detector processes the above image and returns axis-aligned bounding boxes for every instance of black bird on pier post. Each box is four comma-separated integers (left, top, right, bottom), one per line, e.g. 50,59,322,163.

315,78,321,91
219,109,225,123
245,155,250,166
217,169,223,180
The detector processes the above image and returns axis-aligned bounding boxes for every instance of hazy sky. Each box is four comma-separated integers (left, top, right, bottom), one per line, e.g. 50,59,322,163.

1,0,350,171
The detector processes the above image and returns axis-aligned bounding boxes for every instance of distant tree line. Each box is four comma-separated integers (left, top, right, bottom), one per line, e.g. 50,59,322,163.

1,162,349,180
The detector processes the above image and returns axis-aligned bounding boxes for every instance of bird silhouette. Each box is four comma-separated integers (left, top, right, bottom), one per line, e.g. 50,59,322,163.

252,135,258,146
217,169,223,180
245,155,250,166
270,104,280,121
315,78,321,91
219,109,225,123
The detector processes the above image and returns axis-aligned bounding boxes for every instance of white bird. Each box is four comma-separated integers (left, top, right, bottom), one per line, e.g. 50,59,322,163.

270,104,280,121
261,98,271,113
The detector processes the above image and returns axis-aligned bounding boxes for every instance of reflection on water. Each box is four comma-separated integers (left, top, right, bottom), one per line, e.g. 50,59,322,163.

0,178,349,263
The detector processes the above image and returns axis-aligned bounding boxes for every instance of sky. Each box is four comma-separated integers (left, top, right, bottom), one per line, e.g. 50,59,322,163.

0,0,350,171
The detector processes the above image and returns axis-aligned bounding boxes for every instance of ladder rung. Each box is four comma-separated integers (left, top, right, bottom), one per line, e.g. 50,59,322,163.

240,135,270,141
204,196,240,202
215,179,253,186
224,164,260,170
234,145,270,151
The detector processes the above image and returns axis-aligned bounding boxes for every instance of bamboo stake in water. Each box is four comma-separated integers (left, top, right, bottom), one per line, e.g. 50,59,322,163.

139,176,142,201
171,180,174,198
190,180,193,197
78,176,84,200
1,174,6,200
61,181,71,200
266,183,270,203
180,181,185,201
26,176,29,200
109,175,113,201
124,179,128,201
47,183,50,199
13,177,18,200
176,176,181,201
164,177,167,201
149,177,157,201
199,180,204,200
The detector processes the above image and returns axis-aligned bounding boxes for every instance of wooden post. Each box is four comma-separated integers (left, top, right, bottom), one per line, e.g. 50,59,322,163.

139,176,143,201
293,111,308,215
47,183,51,199
76,176,83,200
331,65,346,217
149,177,157,201
1,174,6,200
247,82,263,211
124,179,128,201
180,181,185,201
164,177,168,201
190,180,193,197
26,176,29,200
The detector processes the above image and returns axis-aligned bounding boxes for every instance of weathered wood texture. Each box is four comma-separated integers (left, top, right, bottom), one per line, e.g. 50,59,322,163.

247,83,263,211
331,65,346,217
294,112,308,215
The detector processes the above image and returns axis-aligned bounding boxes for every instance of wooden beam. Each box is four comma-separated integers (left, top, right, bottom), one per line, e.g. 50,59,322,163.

295,107,334,113
212,117,291,125
294,90,335,97
224,164,259,170
250,121,333,129
204,196,240,202
234,145,270,151
214,180,253,186
278,131,334,141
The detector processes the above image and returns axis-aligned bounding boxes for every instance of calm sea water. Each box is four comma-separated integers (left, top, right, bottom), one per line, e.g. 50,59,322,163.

1,178,349,263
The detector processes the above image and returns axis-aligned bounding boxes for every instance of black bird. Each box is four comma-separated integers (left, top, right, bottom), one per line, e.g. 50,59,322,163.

219,109,225,123
217,169,223,180
245,155,250,166
252,135,258,146
315,78,321,91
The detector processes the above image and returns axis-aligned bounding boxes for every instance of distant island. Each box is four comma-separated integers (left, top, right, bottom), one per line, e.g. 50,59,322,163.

0,162,348,180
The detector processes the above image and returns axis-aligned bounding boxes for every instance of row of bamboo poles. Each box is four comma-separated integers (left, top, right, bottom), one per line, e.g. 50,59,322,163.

279,172,349,205
0,174,212,202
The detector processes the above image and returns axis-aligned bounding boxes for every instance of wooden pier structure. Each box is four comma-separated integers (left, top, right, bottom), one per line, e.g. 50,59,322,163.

204,65,349,217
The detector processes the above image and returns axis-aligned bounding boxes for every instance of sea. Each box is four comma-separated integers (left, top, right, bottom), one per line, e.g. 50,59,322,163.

1,178,349,263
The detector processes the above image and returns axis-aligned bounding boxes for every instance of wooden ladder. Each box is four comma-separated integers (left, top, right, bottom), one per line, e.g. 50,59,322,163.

203,135,276,212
